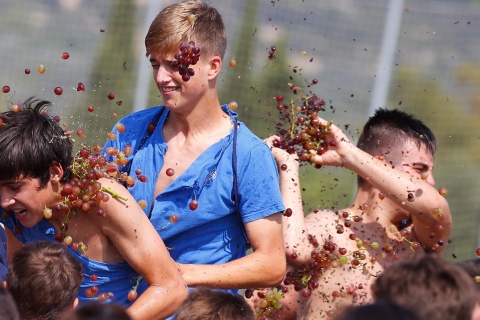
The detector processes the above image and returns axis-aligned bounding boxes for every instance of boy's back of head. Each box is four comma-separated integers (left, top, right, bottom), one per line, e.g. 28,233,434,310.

7,241,83,320
372,253,477,320
67,303,132,320
174,287,255,320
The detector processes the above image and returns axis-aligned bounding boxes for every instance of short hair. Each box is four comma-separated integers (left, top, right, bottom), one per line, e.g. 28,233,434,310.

69,303,132,320
457,258,480,294
174,288,255,320
0,98,72,187
335,300,420,320
145,0,227,60
7,241,83,320
0,285,20,320
372,254,477,320
356,108,437,186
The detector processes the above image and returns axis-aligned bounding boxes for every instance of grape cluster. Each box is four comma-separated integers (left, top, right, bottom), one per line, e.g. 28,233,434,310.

273,86,330,167
245,287,284,320
50,143,144,251
171,41,201,82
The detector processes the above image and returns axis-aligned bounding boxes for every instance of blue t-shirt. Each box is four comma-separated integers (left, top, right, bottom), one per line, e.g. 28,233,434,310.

104,105,285,266
1,216,146,307
0,226,7,281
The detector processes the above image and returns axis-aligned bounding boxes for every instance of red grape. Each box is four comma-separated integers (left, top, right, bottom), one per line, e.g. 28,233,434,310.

128,290,138,302
54,87,63,96
2,86,10,93
189,200,199,211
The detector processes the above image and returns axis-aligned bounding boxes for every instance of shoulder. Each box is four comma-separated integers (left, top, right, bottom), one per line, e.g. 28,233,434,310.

118,106,165,129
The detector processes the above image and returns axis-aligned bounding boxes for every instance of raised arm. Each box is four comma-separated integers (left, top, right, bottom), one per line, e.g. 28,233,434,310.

306,118,452,253
178,212,286,289
97,178,187,320
264,136,313,266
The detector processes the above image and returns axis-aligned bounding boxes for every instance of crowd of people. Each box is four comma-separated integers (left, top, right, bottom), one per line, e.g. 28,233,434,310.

0,0,478,319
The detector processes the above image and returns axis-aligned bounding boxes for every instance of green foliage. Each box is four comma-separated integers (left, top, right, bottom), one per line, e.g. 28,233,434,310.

67,0,137,148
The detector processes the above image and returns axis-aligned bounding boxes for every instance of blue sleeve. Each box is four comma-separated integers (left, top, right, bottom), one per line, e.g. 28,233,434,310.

237,138,285,223
0,226,8,281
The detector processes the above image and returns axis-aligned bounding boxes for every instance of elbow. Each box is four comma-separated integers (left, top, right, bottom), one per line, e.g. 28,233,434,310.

265,261,287,287
270,270,286,287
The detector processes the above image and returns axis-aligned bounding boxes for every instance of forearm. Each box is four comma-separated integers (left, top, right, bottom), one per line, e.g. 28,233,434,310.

278,160,312,265
344,148,451,250
127,281,187,320
180,250,286,289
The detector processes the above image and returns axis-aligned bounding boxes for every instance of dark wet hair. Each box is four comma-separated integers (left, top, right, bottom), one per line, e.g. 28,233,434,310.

0,98,72,187
357,108,437,186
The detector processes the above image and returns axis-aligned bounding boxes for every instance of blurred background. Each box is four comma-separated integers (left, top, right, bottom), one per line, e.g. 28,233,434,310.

0,0,479,261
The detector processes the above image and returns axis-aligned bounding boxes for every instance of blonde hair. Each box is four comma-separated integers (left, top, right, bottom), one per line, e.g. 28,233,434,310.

145,0,227,60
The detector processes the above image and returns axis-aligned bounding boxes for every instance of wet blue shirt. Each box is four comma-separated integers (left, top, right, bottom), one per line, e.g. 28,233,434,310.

104,105,285,266
1,216,146,307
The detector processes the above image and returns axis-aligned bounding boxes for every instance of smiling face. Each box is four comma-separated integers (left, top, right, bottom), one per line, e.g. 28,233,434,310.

149,52,218,113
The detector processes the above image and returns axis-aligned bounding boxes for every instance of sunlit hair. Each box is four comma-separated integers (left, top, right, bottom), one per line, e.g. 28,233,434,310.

7,241,83,320
372,254,477,320
145,0,227,60
356,108,437,186
0,98,72,187
174,287,255,320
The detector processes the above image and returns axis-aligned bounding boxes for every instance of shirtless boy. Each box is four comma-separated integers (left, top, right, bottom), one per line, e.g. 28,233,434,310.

267,108,452,319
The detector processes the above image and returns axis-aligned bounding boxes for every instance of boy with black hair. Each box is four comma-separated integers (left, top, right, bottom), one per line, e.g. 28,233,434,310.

265,108,452,319
0,98,187,319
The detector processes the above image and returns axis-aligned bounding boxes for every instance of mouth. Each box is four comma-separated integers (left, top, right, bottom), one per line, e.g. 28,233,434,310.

161,86,179,93
13,209,27,219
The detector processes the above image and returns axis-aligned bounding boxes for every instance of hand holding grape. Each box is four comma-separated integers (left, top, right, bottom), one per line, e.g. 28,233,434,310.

264,135,300,171
305,118,356,168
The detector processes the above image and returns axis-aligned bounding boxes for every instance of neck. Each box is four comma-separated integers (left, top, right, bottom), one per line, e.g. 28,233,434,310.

351,188,410,228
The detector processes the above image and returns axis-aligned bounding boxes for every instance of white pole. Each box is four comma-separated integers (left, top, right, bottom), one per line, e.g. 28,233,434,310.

133,0,163,113
369,0,405,115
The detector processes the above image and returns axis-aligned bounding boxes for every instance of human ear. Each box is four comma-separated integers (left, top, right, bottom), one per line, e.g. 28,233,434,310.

49,162,64,183
207,56,222,79
72,297,79,309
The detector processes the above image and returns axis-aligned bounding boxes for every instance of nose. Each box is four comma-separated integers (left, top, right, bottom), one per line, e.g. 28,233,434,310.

427,172,435,186
0,188,15,208
154,64,173,85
